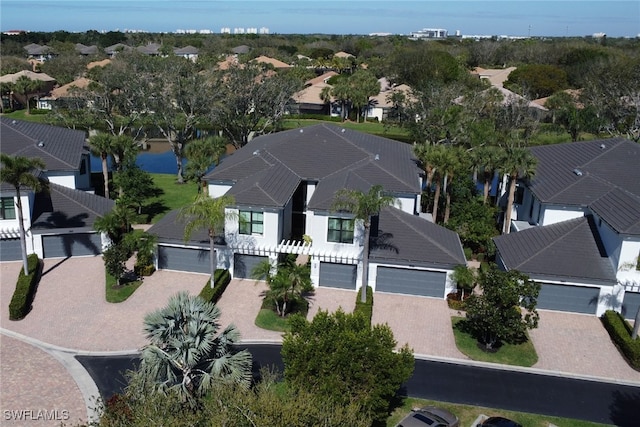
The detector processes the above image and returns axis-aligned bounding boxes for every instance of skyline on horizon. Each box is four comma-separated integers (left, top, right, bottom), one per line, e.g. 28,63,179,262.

1,1,639,38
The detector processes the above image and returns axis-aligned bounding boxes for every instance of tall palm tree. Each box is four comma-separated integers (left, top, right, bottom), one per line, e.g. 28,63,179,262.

140,291,252,404
332,185,398,303
184,136,227,194
180,194,236,286
474,146,504,204
88,133,114,199
500,147,537,234
0,154,46,274
427,145,449,223
442,147,465,224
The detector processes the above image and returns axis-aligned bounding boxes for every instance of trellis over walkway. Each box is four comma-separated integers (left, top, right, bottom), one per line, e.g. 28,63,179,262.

232,239,361,264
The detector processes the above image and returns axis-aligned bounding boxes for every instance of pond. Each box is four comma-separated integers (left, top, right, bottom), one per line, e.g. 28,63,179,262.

90,140,183,175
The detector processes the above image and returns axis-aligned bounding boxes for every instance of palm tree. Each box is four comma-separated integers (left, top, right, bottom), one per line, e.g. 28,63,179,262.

139,291,252,404
88,133,114,199
94,202,136,245
0,154,46,274
442,147,465,224
11,75,43,114
413,143,437,213
180,194,236,286
427,145,449,223
474,146,504,204
332,185,398,303
500,147,537,234
184,136,227,194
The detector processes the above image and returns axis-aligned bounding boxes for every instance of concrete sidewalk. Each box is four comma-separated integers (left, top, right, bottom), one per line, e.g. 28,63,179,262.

2,257,640,426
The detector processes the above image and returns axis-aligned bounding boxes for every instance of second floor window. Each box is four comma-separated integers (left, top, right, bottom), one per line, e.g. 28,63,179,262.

239,210,263,235
0,197,16,220
328,217,354,244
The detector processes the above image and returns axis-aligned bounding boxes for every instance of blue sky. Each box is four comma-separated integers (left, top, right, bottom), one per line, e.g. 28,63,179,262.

1,1,639,37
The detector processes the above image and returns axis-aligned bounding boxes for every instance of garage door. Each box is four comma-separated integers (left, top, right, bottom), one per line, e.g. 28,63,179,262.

43,233,102,258
622,292,640,320
234,254,267,279
158,245,211,274
319,262,357,289
376,266,446,297
0,238,22,261
537,283,599,314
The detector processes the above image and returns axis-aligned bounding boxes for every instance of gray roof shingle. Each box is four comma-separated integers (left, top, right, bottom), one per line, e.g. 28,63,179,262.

1,117,88,172
493,216,617,286
205,124,422,209
370,206,466,268
30,183,115,233
528,138,640,234
146,209,210,247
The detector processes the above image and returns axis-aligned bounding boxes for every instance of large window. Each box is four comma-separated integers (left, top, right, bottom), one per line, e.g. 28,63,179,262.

239,210,263,235
0,197,16,220
328,217,354,244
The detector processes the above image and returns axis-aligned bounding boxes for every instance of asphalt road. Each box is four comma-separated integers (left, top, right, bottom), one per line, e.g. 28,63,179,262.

77,344,640,426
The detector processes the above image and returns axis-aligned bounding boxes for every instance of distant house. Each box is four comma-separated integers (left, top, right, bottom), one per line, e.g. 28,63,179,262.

252,55,291,69
87,59,111,70
75,43,99,56
0,70,57,110
137,43,162,56
23,43,54,61
149,124,466,299
174,45,199,62
104,43,132,57
0,118,114,261
494,138,640,318
37,77,92,110
231,45,250,55
289,71,339,116
366,78,414,122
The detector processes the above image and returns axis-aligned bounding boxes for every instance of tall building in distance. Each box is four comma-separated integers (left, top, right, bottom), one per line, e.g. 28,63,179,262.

409,28,448,39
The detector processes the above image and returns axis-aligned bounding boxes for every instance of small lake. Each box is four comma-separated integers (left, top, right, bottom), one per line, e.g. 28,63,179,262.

90,141,184,175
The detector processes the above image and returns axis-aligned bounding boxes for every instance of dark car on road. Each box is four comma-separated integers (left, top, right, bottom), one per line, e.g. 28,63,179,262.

396,406,460,427
477,416,523,427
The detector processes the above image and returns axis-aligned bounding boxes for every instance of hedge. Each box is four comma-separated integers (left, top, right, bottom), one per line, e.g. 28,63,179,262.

354,286,374,325
9,254,41,321
601,310,640,371
199,269,231,304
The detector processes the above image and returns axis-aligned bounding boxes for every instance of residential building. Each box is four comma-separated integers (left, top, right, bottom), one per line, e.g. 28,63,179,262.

148,124,466,298
494,138,640,318
0,118,113,261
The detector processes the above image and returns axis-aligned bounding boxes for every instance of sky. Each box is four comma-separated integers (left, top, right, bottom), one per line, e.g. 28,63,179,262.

1,0,639,38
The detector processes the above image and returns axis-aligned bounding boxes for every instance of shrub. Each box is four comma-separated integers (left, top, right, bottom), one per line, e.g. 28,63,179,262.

199,269,231,304
463,247,473,260
134,264,155,277
601,310,640,370
447,291,467,311
354,286,373,325
8,254,41,320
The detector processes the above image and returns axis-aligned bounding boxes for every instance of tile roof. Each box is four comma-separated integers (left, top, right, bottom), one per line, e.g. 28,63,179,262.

41,77,92,100
30,183,115,233
0,70,56,84
370,206,466,268
204,124,421,209
493,216,617,286
252,55,291,68
0,117,88,172
528,138,640,234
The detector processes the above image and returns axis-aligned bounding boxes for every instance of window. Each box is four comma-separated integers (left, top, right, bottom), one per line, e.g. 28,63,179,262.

239,210,263,235
0,197,16,220
327,217,354,244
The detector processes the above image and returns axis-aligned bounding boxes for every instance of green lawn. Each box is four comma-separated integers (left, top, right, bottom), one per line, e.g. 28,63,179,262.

144,173,199,223
105,273,142,303
451,317,538,367
387,397,609,427
255,297,309,332
1,109,51,123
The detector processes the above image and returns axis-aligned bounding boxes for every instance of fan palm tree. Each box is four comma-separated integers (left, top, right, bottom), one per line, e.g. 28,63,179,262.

500,147,537,234
88,133,114,199
180,194,236,286
0,154,46,274
139,291,252,404
11,75,43,114
332,185,398,303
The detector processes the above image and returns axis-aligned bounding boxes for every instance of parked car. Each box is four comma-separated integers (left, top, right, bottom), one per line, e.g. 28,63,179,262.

396,406,460,427
477,416,523,427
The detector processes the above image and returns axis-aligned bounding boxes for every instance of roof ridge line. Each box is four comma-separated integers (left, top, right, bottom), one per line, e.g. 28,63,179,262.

50,184,109,217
